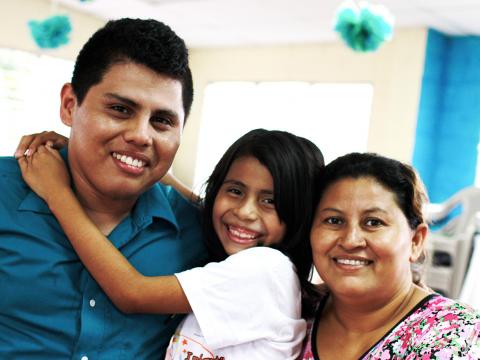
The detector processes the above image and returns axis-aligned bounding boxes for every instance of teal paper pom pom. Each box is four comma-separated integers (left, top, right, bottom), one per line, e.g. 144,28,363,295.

28,15,72,49
334,1,394,52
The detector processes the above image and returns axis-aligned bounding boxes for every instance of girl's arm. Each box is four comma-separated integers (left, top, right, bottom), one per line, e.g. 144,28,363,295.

161,171,200,203
14,131,199,202
18,146,191,314
14,131,68,158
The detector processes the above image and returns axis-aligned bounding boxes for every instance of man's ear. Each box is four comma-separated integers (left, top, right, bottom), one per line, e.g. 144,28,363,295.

410,223,428,262
60,83,77,127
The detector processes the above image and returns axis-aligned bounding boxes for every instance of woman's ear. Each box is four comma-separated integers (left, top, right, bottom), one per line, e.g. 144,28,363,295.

59,83,77,127
410,223,428,262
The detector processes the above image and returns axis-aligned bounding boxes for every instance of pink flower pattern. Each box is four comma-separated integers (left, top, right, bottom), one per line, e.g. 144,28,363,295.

300,294,480,359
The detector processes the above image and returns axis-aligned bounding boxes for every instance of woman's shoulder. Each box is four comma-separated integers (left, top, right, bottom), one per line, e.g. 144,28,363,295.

298,291,329,360
420,294,480,325
373,294,480,359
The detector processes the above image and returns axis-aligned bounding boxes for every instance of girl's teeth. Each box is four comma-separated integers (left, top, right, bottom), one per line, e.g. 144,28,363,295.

229,226,257,239
112,152,145,169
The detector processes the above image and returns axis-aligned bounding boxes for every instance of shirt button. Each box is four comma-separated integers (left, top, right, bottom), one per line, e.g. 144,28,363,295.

89,299,96,307
81,356,88,360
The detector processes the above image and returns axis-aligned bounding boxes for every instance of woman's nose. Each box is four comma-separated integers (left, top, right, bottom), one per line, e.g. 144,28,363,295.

339,224,366,249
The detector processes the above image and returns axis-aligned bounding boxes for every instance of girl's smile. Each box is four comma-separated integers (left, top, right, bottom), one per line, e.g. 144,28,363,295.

212,156,286,255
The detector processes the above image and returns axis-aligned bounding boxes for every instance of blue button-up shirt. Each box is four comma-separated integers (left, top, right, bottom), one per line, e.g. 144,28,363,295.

0,154,207,359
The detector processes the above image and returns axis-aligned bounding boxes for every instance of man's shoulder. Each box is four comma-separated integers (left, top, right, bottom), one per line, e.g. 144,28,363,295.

0,156,25,187
155,183,201,218
0,156,30,207
0,156,22,176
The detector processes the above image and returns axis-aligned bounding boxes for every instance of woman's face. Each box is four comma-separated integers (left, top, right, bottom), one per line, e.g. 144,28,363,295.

310,176,425,301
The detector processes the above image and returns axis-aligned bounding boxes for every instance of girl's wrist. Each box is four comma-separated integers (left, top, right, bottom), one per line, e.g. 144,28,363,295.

46,187,74,212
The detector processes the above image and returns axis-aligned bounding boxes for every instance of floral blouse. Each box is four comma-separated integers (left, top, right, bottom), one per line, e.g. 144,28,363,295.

300,294,480,359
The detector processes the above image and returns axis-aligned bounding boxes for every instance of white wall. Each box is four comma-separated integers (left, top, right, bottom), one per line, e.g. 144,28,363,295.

0,1,427,186
176,28,428,186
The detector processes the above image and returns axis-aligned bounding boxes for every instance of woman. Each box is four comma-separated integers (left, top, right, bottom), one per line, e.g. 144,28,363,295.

301,153,480,359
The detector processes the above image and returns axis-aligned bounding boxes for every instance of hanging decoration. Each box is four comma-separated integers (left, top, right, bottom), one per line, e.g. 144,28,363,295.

28,15,72,49
333,1,394,52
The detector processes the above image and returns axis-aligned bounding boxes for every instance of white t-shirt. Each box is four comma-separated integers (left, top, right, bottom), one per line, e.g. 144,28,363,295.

164,247,306,360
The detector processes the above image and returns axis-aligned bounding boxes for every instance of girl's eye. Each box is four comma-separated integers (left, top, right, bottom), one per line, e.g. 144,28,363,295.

365,218,384,227
261,197,275,208
324,217,343,225
226,187,242,196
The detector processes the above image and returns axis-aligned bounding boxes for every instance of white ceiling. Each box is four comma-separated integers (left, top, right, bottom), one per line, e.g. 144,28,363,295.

57,0,480,48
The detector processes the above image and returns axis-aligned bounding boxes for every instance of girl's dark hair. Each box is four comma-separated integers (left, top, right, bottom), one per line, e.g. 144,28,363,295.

318,152,429,285
202,129,325,317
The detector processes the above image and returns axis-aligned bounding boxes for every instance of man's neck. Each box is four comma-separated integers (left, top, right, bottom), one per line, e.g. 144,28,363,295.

72,178,138,236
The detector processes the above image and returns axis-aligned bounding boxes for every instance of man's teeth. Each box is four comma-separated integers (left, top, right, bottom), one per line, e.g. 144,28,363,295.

228,226,257,239
113,152,145,168
336,258,371,266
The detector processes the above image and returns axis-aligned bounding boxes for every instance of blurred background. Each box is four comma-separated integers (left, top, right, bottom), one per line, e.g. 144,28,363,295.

2,0,480,304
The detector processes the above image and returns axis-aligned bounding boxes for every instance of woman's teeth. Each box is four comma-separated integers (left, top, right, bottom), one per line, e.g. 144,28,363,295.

336,258,371,266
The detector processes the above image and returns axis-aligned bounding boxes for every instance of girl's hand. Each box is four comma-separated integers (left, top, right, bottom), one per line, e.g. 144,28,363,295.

17,145,71,203
14,131,69,159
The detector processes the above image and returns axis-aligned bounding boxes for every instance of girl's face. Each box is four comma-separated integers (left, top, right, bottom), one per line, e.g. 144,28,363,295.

310,177,426,301
212,156,286,255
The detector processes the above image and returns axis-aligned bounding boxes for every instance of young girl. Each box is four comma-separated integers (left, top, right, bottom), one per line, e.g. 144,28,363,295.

19,128,324,359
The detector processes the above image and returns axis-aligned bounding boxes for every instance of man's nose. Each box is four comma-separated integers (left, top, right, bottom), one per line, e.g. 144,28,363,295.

124,117,153,147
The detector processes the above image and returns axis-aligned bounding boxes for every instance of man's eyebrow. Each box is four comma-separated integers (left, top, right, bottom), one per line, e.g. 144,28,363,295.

104,93,138,108
104,92,180,120
152,109,179,121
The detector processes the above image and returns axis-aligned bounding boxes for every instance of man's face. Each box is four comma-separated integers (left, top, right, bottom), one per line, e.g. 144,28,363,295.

60,62,185,202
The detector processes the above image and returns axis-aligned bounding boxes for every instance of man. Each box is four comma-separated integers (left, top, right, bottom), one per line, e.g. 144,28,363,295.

0,18,206,358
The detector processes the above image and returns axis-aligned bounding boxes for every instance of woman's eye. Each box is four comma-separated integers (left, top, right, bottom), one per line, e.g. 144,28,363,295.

365,218,384,227
325,217,343,225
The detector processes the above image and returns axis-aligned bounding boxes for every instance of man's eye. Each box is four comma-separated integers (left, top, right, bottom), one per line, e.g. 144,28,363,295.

110,105,129,114
152,117,173,127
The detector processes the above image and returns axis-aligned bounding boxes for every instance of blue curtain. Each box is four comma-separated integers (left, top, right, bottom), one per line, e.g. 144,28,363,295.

413,29,480,203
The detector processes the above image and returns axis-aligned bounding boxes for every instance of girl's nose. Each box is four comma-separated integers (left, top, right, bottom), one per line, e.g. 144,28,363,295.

233,198,258,221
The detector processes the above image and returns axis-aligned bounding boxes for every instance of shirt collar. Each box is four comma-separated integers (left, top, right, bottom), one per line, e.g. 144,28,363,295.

132,184,179,231
17,148,69,215
18,148,179,230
